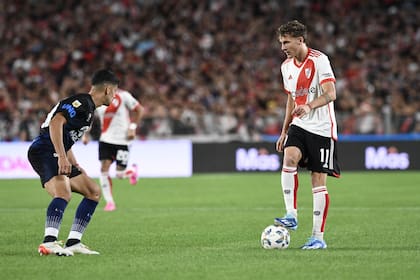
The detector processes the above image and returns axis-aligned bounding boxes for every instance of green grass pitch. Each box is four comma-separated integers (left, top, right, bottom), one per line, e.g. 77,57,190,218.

1,171,419,280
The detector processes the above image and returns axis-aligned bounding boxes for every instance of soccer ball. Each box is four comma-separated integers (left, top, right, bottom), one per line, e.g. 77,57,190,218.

261,225,290,249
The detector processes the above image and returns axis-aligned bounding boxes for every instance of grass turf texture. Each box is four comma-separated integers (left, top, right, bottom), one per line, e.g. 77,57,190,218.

1,172,419,280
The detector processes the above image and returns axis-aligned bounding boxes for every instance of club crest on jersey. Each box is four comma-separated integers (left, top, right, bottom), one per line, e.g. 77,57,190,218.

72,100,82,108
111,98,120,107
305,68,311,78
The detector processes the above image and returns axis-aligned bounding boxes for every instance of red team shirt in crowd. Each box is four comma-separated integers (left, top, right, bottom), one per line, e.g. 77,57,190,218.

97,89,140,146
281,48,338,140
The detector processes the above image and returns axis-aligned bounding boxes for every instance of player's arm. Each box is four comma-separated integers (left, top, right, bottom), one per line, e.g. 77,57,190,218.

293,81,336,117
308,81,336,110
127,103,145,140
276,94,294,152
82,131,90,145
66,149,78,167
67,148,85,173
82,114,100,144
49,113,72,176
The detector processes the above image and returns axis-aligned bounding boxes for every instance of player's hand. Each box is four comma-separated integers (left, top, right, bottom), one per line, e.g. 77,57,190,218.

58,156,72,176
74,163,86,174
82,134,89,145
276,133,287,152
127,129,136,140
292,104,311,118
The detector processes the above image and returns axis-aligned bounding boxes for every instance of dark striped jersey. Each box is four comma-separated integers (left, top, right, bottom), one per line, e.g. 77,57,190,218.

31,93,96,152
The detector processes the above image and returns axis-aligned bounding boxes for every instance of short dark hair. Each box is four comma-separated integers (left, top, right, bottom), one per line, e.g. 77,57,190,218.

277,20,307,41
91,69,119,86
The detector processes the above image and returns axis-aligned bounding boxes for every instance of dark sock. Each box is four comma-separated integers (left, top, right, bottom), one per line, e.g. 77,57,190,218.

43,197,68,243
65,198,98,247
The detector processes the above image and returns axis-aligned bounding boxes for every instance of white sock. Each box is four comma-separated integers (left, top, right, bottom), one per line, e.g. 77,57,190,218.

67,231,83,240
281,165,298,218
99,172,114,203
45,227,59,239
312,186,329,240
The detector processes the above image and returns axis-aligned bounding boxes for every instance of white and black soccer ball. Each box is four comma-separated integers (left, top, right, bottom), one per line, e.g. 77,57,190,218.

261,225,290,249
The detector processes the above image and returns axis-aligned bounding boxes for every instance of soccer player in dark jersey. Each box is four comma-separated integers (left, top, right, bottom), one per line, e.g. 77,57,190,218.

28,69,119,256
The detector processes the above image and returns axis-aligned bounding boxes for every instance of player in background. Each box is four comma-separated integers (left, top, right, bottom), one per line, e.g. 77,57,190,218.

274,20,341,249
82,88,144,212
27,69,119,256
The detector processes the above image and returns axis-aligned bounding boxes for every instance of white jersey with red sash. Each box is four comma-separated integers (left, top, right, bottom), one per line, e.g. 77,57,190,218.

97,89,140,145
281,48,338,140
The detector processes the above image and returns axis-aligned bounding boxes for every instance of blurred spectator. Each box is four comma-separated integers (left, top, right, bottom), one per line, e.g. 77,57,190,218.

354,100,384,134
0,0,419,142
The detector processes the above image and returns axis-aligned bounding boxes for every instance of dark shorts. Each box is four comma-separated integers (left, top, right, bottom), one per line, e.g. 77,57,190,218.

284,125,341,177
99,141,129,168
27,146,82,187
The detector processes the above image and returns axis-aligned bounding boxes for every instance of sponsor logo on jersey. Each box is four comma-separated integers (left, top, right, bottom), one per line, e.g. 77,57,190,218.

111,97,120,107
69,126,90,142
62,104,76,118
291,86,316,98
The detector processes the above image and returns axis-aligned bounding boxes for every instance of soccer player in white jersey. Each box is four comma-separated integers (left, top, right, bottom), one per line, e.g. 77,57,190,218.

273,20,341,250
83,88,144,211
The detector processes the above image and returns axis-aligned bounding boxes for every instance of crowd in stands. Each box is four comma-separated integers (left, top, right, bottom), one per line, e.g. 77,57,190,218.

0,0,419,142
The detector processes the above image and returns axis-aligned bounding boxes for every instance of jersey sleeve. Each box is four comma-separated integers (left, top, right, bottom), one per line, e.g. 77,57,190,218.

95,105,106,120
123,91,140,111
281,63,292,94
56,96,91,127
56,98,82,122
317,55,336,85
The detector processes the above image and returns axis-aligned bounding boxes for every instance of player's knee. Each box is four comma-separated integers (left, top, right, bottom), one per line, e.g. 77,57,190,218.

283,156,300,167
100,167,110,173
283,148,302,167
45,178,72,201
91,191,101,202
83,180,101,201
87,184,101,201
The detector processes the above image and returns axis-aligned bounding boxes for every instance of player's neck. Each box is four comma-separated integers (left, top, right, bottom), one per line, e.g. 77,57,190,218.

295,45,308,65
89,89,104,108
